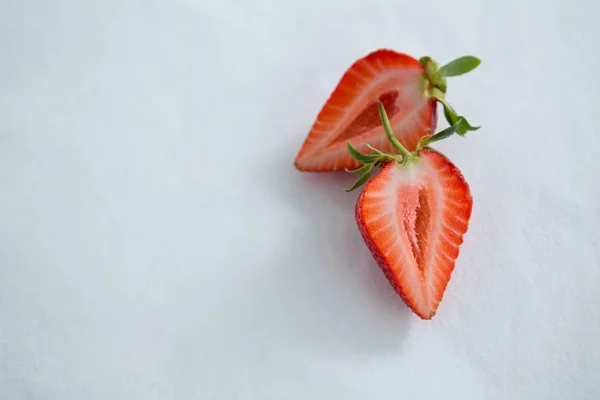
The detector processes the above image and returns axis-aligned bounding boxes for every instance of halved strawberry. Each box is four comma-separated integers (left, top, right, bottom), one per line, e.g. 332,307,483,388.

355,149,472,319
347,103,474,319
294,49,480,172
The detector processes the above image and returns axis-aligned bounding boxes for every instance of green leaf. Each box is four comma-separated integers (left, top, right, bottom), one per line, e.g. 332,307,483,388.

420,118,464,146
344,171,372,192
443,103,459,125
346,142,379,164
439,99,459,124
439,56,481,77
346,163,373,175
455,117,480,136
435,97,481,135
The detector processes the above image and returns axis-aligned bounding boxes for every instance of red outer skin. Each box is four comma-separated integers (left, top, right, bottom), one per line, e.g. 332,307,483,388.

354,149,473,320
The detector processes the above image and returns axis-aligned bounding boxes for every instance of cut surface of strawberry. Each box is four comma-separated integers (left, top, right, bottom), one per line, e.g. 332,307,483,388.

294,50,481,172
345,102,477,319
355,149,472,319
295,50,435,172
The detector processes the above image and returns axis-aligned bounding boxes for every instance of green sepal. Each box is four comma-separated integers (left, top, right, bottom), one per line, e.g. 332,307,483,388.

419,55,481,134
456,116,480,134
443,103,458,125
433,92,480,136
419,56,446,93
344,169,373,192
365,144,387,156
439,56,481,77
344,142,389,191
441,102,480,135
346,142,380,164
346,163,374,175
419,118,464,147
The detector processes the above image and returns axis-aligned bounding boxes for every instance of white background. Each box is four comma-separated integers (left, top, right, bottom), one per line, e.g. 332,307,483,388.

1,0,599,399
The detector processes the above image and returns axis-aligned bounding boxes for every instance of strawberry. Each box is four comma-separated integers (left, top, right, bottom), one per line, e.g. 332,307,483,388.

294,49,480,172
347,103,474,319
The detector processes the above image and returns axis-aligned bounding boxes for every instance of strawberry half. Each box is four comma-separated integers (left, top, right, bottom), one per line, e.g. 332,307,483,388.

295,50,480,172
347,103,474,319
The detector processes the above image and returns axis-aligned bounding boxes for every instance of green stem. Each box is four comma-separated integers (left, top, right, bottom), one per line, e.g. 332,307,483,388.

377,103,413,162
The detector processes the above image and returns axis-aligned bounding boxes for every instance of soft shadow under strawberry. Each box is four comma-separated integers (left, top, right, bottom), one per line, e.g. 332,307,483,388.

255,163,414,356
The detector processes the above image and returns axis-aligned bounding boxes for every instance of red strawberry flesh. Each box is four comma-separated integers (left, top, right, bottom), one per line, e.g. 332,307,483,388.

355,149,472,319
295,50,437,172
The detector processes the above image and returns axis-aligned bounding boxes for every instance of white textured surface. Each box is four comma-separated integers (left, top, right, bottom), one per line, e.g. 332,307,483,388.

1,0,599,399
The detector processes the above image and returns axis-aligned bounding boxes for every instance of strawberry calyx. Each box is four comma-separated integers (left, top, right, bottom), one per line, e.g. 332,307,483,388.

419,55,481,135
344,103,465,192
